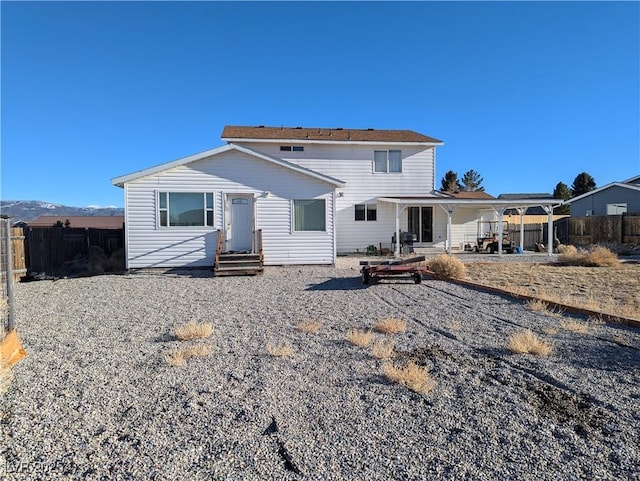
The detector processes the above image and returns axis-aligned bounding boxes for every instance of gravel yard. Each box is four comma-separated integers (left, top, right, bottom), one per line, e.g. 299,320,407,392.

3,261,640,480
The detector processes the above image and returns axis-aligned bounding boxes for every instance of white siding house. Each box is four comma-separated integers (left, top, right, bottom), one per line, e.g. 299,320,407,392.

113,125,560,268
113,144,343,268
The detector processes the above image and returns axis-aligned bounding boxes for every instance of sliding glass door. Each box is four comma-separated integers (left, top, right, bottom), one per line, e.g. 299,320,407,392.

407,206,433,243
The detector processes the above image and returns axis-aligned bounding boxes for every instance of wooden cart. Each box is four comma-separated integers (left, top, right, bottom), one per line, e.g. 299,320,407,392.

360,256,428,284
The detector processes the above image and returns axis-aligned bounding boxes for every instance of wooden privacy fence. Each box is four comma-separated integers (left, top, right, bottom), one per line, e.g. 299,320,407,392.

554,214,640,245
0,225,27,283
25,226,124,276
507,224,546,251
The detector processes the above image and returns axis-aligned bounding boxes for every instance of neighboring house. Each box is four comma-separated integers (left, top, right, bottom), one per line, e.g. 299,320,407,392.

27,215,125,229
563,175,640,216
112,125,559,268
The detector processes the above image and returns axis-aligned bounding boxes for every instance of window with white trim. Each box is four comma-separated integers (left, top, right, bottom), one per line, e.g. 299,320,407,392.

158,192,214,227
606,203,627,215
355,203,377,221
280,145,304,152
293,199,326,231
374,150,402,173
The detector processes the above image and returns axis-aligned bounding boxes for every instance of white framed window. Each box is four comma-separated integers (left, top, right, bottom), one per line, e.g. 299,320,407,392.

293,199,326,232
280,145,304,152
606,203,627,215
355,203,377,221
373,150,402,173
158,192,214,227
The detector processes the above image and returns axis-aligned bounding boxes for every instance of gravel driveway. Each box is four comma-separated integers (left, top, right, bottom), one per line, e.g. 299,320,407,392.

3,262,640,480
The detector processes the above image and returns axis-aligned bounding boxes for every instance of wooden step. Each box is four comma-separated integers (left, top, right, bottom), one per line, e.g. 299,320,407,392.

214,252,263,276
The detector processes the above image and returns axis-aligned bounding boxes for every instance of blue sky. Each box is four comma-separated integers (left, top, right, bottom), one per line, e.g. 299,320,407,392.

1,1,639,208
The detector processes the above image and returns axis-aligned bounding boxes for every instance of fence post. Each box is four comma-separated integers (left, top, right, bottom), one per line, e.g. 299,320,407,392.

3,218,15,332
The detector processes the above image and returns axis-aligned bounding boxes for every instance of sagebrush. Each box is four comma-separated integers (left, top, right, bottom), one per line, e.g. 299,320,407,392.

382,361,435,394
165,344,211,366
175,321,213,341
345,329,374,347
371,339,395,359
557,246,620,267
508,330,553,356
374,318,407,334
428,254,466,278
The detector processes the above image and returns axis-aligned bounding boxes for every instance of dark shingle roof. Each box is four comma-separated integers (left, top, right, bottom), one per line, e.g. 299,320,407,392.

221,125,443,143
498,193,553,200
443,191,495,199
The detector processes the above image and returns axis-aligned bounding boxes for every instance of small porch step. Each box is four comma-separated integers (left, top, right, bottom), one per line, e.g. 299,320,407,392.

214,253,263,276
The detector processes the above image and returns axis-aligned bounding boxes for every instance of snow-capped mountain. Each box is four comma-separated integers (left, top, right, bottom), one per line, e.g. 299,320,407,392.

0,200,124,224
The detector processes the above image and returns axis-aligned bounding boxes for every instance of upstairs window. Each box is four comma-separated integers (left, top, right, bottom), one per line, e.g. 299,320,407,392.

355,204,377,221
374,150,402,173
280,145,304,152
158,192,214,227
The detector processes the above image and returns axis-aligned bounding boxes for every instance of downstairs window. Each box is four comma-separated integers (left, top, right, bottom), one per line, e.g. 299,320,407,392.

158,192,214,227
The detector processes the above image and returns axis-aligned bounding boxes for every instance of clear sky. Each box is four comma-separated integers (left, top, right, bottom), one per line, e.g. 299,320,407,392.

1,1,639,208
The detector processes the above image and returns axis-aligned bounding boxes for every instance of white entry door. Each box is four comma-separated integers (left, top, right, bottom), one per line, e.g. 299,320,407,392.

228,195,253,252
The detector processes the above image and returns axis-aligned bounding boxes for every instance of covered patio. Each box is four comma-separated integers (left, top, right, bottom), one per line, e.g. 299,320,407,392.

378,197,562,257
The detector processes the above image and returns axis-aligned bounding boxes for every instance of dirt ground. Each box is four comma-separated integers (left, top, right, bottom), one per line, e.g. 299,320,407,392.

464,261,640,320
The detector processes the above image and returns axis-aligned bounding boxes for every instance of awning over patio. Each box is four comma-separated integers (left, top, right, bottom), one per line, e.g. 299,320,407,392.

377,197,562,257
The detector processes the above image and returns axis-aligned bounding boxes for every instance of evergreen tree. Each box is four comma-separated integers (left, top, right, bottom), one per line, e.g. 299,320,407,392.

552,182,571,214
440,170,460,192
460,169,485,191
571,172,596,197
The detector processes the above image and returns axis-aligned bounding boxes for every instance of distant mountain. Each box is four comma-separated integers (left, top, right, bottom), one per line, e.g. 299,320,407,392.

0,200,124,224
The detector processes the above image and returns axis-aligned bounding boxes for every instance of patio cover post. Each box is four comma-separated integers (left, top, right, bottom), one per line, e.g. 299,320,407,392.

395,202,400,257
492,206,506,255
543,205,554,256
516,207,525,253
438,205,456,254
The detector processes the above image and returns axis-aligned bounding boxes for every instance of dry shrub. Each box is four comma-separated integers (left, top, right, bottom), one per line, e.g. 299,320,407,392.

508,330,554,356
165,350,186,366
544,326,560,335
449,320,462,332
559,319,590,334
371,339,395,359
164,344,211,366
557,244,577,255
374,318,407,334
526,299,549,312
557,246,620,267
382,361,435,394
428,254,466,279
175,321,213,341
297,320,322,334
266,342,294,357
0,359,13,397
345,329,374,347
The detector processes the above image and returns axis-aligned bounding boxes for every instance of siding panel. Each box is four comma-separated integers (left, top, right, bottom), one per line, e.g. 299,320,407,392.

124,150,335,267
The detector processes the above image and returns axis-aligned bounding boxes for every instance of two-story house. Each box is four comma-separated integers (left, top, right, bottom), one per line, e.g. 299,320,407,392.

112,125,558,269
